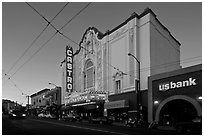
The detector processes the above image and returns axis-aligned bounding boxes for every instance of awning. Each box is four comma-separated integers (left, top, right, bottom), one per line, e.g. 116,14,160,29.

104,100,129,109
72,102,96,107
60,105,71,110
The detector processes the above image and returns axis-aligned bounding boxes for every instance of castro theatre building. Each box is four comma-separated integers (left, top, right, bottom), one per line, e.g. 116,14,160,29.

61,8,181,121
148,64,202,125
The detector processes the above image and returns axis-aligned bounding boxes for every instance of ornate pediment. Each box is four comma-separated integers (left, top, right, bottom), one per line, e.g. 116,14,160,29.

79,27,103,58
79,27,103,47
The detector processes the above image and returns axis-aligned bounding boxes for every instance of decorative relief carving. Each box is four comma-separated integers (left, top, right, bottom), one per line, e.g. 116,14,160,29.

129,28,134,43
112,71,124,80
110,26,127,40
84,31,94,57
77,28,105,91
103,44,107,91
97,44,102,91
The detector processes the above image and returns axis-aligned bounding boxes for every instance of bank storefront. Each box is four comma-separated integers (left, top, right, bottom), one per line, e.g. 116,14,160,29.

148,64,202,126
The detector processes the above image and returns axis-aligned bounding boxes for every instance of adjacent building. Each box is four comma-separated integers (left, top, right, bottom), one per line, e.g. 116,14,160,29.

2,99,23,114
30,87,62,116
30,88,50,110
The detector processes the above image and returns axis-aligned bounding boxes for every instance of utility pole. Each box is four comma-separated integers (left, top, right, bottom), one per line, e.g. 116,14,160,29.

26,95,30,110
22,93,30,110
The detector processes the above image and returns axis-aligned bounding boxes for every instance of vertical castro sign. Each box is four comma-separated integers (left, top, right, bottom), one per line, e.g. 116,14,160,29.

66,45,73,94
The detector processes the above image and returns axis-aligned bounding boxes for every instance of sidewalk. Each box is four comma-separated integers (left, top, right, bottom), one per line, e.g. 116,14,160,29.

157,126,176,131
28,116,176,132
112,122,125,127
80,119,125,127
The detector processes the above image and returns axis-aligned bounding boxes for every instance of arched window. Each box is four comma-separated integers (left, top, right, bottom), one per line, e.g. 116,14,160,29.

84,60,94,89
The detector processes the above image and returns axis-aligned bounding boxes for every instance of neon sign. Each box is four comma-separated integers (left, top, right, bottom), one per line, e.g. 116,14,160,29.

66,45,73,94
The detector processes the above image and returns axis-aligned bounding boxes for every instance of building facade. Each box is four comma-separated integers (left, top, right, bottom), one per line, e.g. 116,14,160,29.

30,87,62,116
30,88,50,109
61,8,181,120
2,99,22,114
148,64,202,125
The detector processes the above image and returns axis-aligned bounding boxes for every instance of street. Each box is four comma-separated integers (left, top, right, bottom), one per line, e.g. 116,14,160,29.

2,115,178,135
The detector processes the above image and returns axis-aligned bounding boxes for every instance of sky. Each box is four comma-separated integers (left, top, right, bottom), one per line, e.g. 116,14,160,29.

2,2,202,105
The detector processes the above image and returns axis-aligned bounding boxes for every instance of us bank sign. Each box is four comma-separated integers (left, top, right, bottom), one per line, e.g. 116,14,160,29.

66,45,73,94
159,77,197,91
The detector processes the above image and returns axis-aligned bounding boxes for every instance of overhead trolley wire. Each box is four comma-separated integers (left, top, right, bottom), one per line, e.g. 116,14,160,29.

59,3,91,31
28,2,91,58
26,2,91,36
118,55,202,79
3,69,24,95
7,3,92,79
10,34,57,78
25,3,93,60
101,56,202,81
140,55,202,73
3,3,70,80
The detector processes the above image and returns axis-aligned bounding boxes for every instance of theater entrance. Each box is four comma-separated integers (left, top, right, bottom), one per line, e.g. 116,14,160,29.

159,99,197,126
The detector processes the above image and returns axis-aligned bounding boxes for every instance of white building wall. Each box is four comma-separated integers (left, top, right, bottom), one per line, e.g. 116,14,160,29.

109,30,128,94
138,14,151,91
149,14,181,75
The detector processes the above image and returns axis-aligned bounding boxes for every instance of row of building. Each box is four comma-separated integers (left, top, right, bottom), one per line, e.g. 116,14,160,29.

30,8,202,126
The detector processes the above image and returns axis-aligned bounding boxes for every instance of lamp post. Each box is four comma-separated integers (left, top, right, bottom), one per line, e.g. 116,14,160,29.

48,82,58,88
128,53,140,121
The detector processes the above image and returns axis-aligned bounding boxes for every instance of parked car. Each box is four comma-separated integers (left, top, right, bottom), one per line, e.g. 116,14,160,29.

8,109,27,119
38,113,45,118
175,116,202,134
64,113,82,122
89,116,113,124
125,117,137,127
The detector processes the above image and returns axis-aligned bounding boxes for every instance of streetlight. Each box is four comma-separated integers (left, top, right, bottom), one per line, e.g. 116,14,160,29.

48,82,58,88
128,53,140,122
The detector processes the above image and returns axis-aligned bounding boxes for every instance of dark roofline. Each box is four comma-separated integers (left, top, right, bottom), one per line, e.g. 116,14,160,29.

142,8,181,46
2,99,16,103
30,88,50,97
104,8,180,46
79,8,181,46
103,12,139,36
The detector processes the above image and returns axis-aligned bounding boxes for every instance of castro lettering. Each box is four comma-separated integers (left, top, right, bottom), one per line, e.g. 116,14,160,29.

66,45,73,93
159,78,196,91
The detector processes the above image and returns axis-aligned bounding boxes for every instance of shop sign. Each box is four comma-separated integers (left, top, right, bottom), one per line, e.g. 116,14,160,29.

104,100,129,109
66,45,73,94
159,77,197,91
